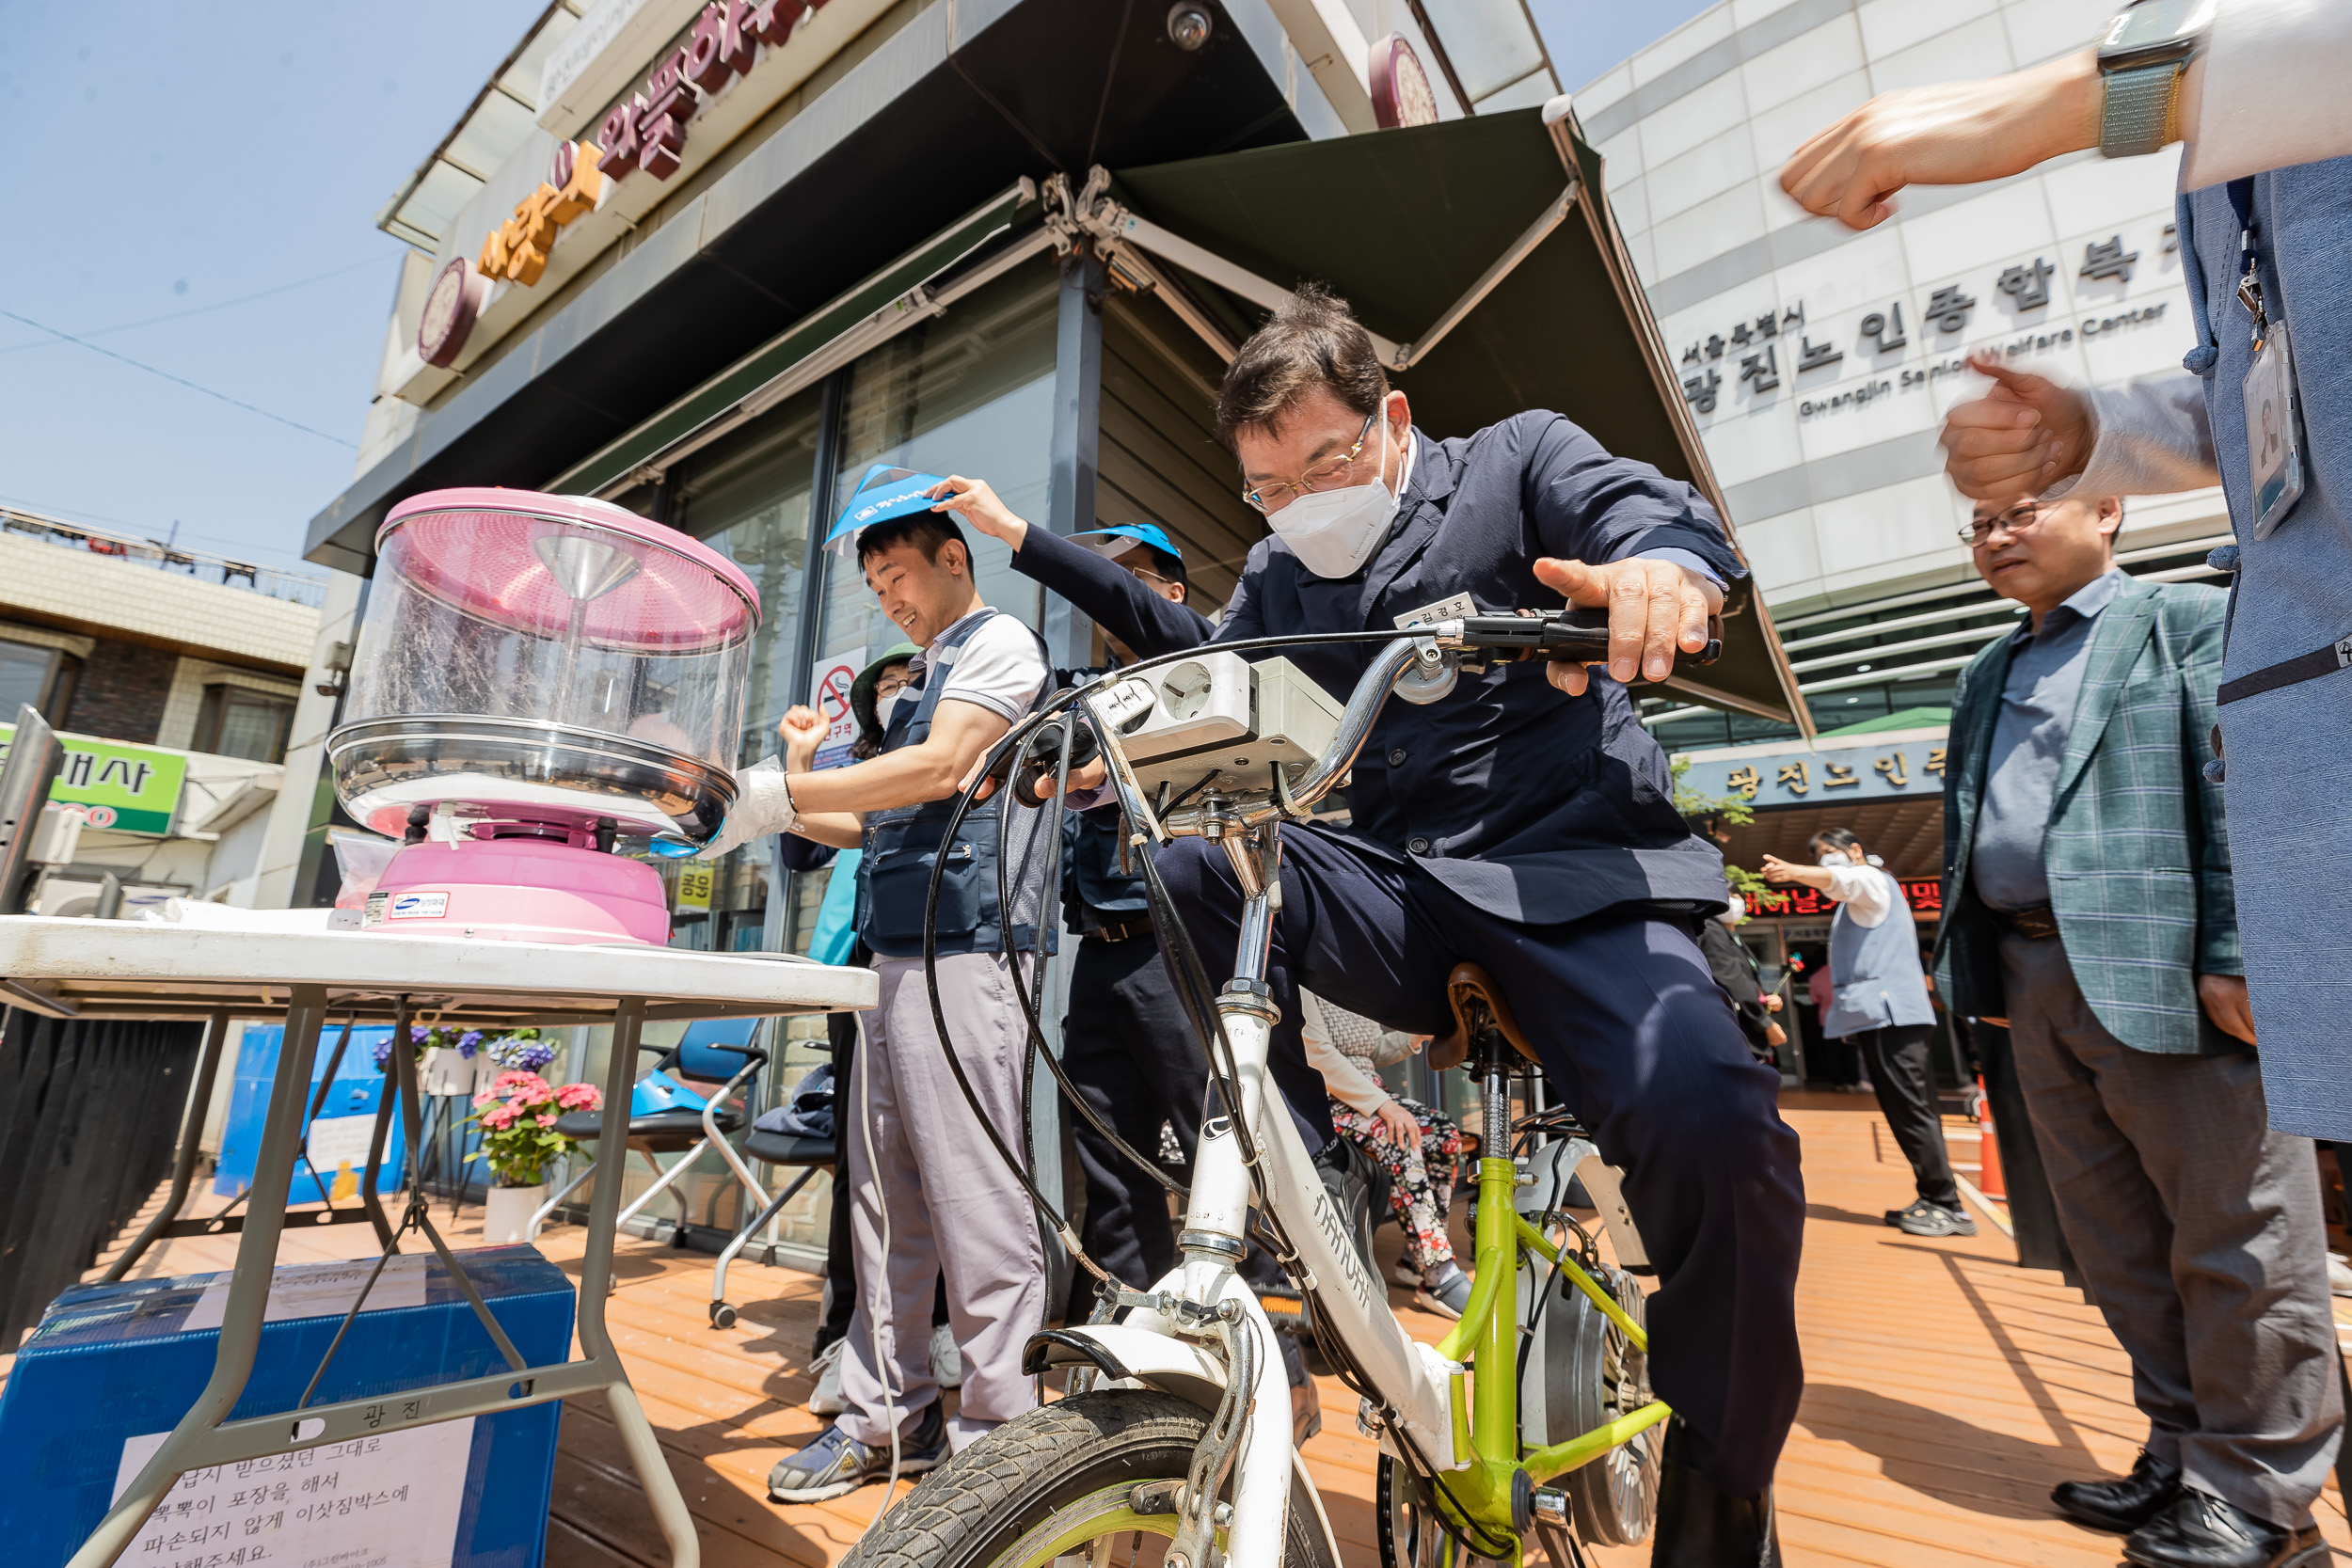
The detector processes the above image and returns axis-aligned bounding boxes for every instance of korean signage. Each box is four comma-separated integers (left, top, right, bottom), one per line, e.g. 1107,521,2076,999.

674,863,714,911
1677,226,2181,420
0,722,185,836
1681,739,1947,807
596,0,825,184
1748,879,1944,919
479,140,606,287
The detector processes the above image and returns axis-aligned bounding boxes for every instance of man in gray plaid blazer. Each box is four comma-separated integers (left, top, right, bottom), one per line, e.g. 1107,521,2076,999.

1934,492,2340,1568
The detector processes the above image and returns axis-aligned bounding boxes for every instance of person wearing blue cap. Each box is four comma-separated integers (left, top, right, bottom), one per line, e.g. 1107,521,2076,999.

938,284,1799,1565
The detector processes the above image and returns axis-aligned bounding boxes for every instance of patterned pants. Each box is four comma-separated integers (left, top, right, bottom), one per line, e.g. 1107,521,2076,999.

1328,1096,1470,1281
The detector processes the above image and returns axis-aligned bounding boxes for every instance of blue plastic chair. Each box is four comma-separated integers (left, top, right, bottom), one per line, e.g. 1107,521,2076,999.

533,1018,772,1243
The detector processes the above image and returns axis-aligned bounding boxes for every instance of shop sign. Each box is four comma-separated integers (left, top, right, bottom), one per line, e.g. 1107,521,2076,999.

596,0,827,183
675,863,714,911
478,140,608,287
1677,227,2182,418
0,722,186,835
1749,879,1943,918
1681,739,1947,806
1369,34,1438,129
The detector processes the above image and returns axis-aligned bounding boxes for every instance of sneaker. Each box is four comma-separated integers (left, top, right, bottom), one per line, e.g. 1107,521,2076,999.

1891,1199,1977,1238
767,1403,947,1503
806,1338,846,1418
1414,1263,1472,1320
930,1323,963,1390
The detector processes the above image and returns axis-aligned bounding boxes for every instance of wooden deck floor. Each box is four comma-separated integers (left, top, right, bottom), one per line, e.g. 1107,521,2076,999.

40,1089,2352,1566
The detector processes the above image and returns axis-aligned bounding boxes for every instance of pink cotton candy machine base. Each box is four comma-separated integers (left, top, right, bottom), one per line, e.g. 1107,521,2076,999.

363,838,673,947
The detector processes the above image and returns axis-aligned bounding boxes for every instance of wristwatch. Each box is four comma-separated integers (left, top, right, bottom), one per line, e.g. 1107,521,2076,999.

2096,0,2216,158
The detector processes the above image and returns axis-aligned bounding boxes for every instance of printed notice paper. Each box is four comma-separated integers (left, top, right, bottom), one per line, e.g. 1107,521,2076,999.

182,1255,430,1334
114,1419,474,1568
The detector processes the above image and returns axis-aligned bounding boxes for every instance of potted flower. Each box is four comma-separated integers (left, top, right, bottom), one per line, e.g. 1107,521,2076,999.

468,1070,602,1243
373,1023,487,1095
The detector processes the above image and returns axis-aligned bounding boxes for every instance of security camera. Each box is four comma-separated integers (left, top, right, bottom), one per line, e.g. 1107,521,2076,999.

1167,2,1212,51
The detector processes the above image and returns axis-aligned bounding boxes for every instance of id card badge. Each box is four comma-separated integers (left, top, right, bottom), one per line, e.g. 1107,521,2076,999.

2243,321,2306,538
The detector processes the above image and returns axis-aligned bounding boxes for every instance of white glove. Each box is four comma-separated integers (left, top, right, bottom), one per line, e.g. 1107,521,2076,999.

700,755,798,859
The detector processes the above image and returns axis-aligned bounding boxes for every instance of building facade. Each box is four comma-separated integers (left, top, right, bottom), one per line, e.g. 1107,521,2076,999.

1578,0,2226,752
0,508,331,913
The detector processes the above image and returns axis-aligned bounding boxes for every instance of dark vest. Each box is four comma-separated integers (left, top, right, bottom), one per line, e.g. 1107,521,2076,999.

853,610,1049,959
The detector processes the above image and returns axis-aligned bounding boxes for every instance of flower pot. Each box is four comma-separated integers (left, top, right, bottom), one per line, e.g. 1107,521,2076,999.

483,1181,548,1244
420,1046,473,1096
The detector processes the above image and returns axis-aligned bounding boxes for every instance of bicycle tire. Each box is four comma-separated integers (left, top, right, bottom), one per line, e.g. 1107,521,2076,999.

840,1390,1338,1568
1559,1265,1661,1545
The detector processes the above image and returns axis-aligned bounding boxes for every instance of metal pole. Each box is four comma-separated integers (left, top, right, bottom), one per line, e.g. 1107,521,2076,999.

103,1010,232,1280
0,704,64,916
71,986,332,1568
579,997,701,1566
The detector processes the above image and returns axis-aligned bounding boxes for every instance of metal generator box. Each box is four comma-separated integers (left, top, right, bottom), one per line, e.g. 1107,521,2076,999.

0,1246,573,1568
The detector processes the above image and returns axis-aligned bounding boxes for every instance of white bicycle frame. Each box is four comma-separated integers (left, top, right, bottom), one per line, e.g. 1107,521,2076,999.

1028,638,1465,1568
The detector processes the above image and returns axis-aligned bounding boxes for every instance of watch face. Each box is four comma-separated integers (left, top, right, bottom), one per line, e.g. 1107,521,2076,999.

2102,0,2213,60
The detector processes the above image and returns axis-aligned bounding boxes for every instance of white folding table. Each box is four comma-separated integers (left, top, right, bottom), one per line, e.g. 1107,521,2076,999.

0,915,875,1568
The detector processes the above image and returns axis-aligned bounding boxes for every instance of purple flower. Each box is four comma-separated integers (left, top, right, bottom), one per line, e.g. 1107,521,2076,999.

457,1029,484,1058
410,1025,428,1043
372,1038,393,1070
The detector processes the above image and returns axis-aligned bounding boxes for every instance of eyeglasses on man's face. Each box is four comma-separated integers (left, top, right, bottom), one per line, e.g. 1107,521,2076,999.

1958,501,2045,547
1241,412,1377,515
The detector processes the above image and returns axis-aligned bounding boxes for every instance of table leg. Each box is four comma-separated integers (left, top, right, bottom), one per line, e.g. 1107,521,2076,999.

578,996,701,1567
103,1009,230,1281
69,987,331,1568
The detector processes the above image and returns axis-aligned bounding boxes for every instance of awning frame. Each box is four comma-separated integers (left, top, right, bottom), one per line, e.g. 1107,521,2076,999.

548,178,1058,498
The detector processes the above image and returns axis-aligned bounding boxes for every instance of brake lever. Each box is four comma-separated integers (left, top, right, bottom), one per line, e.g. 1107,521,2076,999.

1451,607,1722,667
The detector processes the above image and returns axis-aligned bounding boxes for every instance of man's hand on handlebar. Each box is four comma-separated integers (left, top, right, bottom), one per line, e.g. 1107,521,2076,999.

1533,557,1723,696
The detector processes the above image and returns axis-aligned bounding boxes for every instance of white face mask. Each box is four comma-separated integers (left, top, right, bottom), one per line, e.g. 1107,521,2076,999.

876,688,907,728
1264,415,1403,578
1818,851,1851,868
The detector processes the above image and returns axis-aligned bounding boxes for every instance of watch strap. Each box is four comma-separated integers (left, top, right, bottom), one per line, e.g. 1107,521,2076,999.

2101,59,2184,158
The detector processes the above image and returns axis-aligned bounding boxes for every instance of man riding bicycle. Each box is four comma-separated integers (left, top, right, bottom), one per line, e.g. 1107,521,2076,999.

933,284,1804,1566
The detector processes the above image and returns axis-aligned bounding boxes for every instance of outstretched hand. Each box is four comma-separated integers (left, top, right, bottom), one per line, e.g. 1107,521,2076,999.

1533,556,1721,697
1938,354,2095,499
929,475,1029,549
1778,50,2101,230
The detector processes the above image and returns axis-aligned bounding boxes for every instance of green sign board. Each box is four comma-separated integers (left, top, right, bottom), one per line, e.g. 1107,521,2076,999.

0,723,187,836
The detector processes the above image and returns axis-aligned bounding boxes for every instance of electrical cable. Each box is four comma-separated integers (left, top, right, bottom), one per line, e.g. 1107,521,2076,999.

0,253,397,358
0,309,357,448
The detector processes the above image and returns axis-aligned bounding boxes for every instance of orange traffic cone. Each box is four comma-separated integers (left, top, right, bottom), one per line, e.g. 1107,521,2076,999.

1975,1076,2006,1200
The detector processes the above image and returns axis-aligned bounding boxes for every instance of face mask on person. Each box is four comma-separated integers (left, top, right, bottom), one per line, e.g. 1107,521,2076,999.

1819,851,1850,868
1265,415,1403,578
876,688,907,728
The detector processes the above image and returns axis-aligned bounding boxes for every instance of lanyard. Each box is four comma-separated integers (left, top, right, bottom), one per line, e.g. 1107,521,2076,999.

2228,176,2271,346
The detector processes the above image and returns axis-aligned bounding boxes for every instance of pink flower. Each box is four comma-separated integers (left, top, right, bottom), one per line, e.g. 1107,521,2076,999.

536,1113,557,1128
471,1091,495,1108
483,1105,518,1131
555,1083,601,1111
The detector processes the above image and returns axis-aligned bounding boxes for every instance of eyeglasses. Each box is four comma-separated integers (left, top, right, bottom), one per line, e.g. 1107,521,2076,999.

873,673,913,699
1957,500,2044,547
1125,564,1181,590
1240,413,1377,515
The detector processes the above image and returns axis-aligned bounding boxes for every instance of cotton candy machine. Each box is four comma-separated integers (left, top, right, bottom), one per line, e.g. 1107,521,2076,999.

327,488,758,945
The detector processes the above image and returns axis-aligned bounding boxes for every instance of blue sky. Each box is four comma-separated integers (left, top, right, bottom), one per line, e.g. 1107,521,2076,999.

0,1,1711,575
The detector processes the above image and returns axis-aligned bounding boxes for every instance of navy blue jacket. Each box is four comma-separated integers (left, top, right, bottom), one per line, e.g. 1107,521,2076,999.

1017,413,1744,926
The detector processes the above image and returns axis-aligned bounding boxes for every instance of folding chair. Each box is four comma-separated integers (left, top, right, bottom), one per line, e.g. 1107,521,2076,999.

531,1018,771,1241
707,1044,837,1327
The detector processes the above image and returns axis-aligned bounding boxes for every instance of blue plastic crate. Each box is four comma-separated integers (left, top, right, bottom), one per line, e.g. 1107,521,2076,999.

0,1245,574,1568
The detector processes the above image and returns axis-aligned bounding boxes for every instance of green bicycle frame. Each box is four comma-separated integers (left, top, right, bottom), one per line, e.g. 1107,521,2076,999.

1412,1151,1672,1559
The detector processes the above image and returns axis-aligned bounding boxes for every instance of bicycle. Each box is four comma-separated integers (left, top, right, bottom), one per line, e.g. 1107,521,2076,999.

847,610,1718,1568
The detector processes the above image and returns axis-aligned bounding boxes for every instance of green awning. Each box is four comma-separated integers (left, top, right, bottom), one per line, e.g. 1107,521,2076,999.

1102,108,1810,733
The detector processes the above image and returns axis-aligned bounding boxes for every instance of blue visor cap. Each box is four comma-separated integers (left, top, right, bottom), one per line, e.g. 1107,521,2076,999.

1073,523,1185,583
825,464,952,550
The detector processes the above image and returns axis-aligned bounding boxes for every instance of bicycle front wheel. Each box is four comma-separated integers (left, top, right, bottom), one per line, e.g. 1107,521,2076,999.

842,1390,1338,1568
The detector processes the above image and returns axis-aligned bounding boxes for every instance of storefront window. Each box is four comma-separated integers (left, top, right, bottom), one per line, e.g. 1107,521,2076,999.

660,387,826,954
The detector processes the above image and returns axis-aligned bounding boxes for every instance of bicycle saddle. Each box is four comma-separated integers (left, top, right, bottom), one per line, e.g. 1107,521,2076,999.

1430,962,1537,1070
